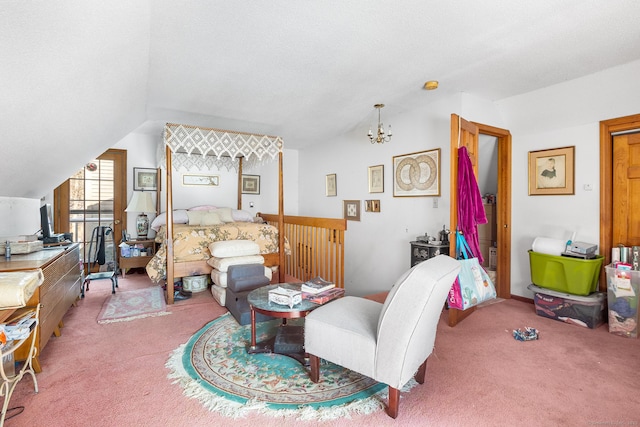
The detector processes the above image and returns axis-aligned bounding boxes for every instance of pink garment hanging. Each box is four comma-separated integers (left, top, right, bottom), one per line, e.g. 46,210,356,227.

457,146,487,263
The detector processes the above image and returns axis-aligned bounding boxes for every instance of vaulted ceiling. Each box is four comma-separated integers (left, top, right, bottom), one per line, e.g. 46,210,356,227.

2,1,640,198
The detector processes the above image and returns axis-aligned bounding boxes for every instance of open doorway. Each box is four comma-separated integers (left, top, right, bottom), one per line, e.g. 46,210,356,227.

449,114,512,326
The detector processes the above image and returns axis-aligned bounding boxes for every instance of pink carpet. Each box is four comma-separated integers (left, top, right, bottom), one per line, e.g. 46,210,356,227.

8,273,640,426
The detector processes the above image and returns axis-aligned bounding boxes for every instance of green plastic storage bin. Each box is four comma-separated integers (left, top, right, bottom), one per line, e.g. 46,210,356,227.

528,250,604,295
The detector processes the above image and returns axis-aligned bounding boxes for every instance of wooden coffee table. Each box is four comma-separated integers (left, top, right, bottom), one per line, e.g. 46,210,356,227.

246,283,320,364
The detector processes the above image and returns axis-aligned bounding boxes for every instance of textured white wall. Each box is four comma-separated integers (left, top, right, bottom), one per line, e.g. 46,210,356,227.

297,60,640,297
496,59,640,297
0,3,151,199
298,95,463,296
0,197,40,237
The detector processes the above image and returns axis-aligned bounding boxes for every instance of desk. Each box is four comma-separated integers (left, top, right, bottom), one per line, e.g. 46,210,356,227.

247,283,320,364
0,244,81,372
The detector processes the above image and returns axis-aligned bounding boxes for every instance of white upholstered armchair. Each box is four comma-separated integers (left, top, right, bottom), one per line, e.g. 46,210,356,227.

304,255,461,419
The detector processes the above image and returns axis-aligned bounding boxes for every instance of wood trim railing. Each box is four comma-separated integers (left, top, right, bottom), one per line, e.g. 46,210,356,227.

259,214,347,289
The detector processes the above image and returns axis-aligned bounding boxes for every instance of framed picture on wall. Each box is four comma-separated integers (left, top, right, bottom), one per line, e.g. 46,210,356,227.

343,200,360,221
392,149,440,197
133,168,159,191
528,146,575,195
182,174,220,186
368,165,384,193
326,174,337,196
241,175,260,194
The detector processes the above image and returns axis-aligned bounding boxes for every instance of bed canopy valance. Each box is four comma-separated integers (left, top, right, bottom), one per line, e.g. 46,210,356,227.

160,123,284,171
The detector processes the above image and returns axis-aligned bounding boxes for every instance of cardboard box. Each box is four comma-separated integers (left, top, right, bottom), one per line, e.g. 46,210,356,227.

528,284,606,329
529,250,604,295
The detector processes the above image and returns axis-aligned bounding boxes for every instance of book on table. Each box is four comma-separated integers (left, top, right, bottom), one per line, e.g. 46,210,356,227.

301,276,335,294
303,287,345,304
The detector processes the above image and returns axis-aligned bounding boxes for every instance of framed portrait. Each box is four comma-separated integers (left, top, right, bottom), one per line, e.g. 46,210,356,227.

528,146,575,195
392,148,440,197
182,174,219,187
241,174,260,194
343,200,360,221
133,168,158,191
326,173,337,196
368,165,384,193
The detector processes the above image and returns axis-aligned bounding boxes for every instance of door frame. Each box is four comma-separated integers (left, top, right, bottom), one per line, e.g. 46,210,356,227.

599,113,640,289
449,114,512,326
474,122,512,301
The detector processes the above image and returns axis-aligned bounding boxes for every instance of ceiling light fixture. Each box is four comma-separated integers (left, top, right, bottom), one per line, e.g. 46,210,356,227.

424,80,439,90
368,104,392,144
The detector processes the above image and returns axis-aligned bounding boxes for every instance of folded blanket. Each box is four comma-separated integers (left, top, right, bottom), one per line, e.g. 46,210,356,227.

0,269,45,308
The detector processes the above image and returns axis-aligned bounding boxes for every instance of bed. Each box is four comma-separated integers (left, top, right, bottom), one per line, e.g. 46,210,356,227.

146,221,286,283
156,123,346,304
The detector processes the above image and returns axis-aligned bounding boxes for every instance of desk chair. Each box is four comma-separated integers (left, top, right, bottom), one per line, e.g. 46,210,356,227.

82,226,118,297
304,255,461,419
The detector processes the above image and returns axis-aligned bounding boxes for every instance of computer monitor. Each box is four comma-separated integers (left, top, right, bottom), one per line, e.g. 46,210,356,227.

40,204,54,238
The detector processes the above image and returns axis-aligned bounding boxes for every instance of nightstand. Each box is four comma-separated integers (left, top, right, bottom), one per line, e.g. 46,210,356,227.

119,239,157,278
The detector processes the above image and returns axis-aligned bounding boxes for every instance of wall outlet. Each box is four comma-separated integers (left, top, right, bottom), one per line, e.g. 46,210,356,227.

433,198,439,208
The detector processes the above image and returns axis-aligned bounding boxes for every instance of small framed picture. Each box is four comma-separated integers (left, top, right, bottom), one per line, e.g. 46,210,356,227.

182,174,220,187
241,175,260,194
343,200,360,221
133,168,159,191
528,146,575,195
326,174,337,197
365,200,372,212
368,165,384,193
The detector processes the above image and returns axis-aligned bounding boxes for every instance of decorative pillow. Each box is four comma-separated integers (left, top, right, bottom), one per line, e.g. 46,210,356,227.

209,240,260,257
200,211,223,226
150,210,189,231
186,210,207,226
206,255,265,272
210,284,226,306
215,207,234,223
189,205,217,211
210,269,228,288
231,209,254,222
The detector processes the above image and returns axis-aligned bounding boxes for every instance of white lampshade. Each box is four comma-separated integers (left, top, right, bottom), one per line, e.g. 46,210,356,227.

125,191,156,238
125,191,155,213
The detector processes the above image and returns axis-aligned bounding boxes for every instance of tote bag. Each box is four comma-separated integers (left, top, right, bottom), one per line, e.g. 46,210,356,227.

447,231,496,310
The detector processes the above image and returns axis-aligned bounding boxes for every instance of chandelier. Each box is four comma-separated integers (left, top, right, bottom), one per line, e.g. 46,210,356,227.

368,103,392,144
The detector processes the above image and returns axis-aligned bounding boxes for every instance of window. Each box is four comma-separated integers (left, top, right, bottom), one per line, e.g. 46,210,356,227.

54,149,126,267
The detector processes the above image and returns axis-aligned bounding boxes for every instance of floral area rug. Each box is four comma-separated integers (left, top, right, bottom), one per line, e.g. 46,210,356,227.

97,286,170,324
166,313,394,420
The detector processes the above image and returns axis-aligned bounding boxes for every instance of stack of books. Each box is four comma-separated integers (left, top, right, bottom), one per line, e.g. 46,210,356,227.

301,277,344,304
